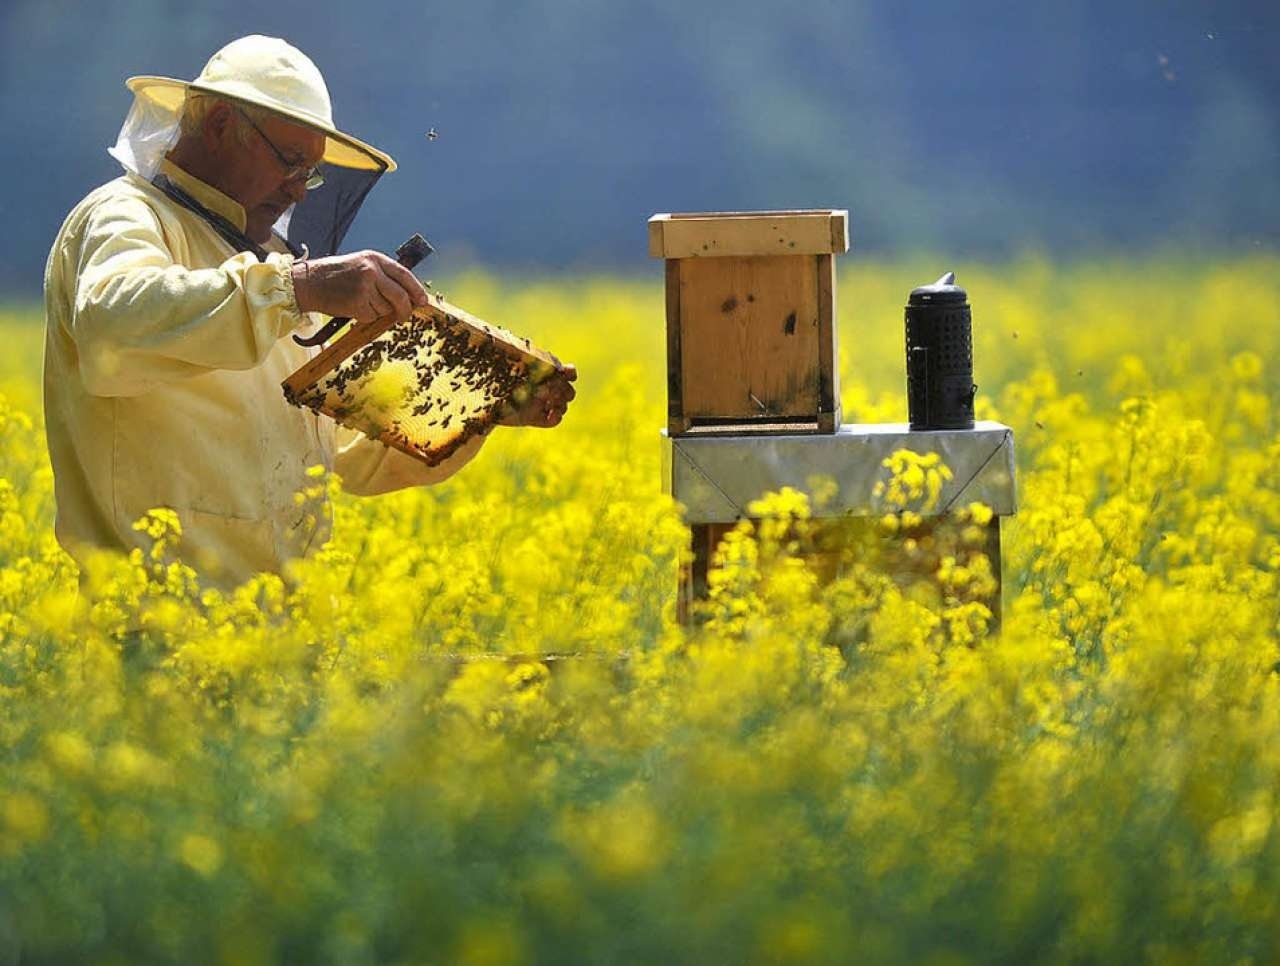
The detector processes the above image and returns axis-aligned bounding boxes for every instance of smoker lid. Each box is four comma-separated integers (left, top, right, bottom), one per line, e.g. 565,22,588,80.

909,271,967,305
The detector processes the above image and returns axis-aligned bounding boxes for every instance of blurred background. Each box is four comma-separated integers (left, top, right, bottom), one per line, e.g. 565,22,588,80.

1,0,1276,295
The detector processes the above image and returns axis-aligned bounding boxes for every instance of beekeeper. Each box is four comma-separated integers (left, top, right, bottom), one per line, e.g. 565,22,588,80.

44,35,575,588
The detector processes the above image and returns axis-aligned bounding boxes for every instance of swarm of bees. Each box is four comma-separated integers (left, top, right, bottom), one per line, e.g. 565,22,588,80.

283,296,563,466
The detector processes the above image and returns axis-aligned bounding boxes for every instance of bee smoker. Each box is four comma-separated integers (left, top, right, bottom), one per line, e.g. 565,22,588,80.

905,271,976,430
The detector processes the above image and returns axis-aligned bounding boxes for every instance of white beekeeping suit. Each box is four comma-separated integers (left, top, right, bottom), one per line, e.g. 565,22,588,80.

44,35,484,588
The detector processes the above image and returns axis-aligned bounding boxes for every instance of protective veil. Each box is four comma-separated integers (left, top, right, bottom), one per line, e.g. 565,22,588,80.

109,33,392,260
107,89,385,260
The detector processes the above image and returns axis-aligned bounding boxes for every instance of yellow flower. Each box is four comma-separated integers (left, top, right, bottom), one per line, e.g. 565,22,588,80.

0,262,1274,960
45,732,94,776
561,788,668,882
1230,350,1263,383
179,833,224,878
3,792,49,844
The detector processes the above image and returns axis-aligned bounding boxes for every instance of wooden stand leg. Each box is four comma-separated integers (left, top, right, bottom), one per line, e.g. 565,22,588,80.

678,522,736,624
985,517,1004,635
677,517,1006,633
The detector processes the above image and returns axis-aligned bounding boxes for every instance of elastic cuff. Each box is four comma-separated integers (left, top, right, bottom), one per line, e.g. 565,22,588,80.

273,252,305,334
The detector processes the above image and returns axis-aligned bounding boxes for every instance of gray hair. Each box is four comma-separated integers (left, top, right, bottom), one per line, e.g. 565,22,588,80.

178,92,273,143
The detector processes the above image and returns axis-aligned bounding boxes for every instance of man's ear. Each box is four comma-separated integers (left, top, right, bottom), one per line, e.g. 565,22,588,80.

202,101,237,153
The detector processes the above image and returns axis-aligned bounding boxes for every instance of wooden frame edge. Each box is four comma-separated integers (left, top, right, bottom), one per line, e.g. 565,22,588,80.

648,215,670,258
665,258,687,435
815,253,839,434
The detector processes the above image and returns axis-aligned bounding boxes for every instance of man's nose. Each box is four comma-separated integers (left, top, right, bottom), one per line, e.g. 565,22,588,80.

283,176,308,205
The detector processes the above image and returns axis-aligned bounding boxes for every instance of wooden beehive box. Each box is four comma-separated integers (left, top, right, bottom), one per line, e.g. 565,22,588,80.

649,210,849,435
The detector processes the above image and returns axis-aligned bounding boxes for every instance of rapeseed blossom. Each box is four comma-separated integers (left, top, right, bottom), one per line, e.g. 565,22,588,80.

0,258,1276,961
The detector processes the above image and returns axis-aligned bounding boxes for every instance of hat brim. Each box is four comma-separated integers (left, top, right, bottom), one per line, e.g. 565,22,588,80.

126,75,396,172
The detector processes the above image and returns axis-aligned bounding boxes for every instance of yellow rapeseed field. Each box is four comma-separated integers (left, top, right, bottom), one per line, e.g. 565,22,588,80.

0,257,1277,963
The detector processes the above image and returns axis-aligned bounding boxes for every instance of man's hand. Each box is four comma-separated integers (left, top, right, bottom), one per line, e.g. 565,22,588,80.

291,251,429,325
501,364,578,428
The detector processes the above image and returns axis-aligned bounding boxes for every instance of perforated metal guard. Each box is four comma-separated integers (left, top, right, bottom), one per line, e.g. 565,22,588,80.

283,293,563,466
905,300,975,431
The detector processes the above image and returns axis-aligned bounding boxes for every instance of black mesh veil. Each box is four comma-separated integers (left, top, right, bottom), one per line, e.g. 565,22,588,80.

283,162,386,259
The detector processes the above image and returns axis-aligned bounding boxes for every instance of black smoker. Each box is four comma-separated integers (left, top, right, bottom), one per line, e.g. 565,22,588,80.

905,272,975,430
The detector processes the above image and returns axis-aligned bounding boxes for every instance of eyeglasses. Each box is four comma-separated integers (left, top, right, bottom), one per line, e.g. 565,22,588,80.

236,107,325,190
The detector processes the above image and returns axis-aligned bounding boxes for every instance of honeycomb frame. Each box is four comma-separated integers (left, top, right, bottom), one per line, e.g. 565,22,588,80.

282,292,564,466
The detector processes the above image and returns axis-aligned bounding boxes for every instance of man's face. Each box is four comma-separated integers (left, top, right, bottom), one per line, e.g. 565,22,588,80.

215,108,326,244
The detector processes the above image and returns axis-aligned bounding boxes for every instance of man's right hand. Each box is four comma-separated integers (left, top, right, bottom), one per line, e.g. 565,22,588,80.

290,250,429,326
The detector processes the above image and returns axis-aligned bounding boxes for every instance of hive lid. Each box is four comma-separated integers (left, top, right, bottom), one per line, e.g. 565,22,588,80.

648,209,849,259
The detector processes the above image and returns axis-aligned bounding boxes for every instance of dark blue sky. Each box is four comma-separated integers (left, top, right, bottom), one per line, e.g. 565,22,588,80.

1,0,1276,293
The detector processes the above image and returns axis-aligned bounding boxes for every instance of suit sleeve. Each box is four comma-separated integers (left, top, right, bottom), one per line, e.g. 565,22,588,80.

68,193,304,397
334,429,488,496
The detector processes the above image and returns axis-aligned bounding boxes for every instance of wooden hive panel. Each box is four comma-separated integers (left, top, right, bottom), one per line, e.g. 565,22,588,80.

677,255,820,422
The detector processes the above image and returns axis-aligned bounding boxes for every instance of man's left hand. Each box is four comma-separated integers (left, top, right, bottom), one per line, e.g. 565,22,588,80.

501,364,578,428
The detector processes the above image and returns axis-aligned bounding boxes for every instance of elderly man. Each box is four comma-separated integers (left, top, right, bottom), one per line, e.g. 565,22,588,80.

44,35,574,587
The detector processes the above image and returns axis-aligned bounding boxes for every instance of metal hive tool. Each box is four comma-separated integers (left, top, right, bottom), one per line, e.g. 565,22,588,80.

282,293,565,466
